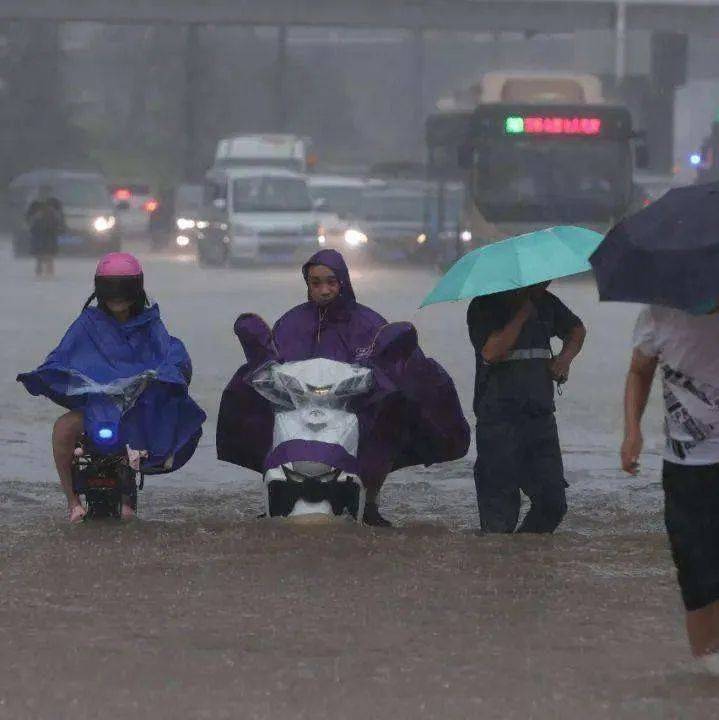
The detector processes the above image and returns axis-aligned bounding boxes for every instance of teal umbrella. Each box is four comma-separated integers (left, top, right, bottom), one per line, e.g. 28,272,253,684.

421,226,603,307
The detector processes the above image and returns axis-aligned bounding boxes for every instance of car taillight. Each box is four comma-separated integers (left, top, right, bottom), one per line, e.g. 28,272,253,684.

113,188,131,201
143,199,159,213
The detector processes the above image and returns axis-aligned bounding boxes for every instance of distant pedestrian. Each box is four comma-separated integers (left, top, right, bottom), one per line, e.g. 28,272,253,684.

26,197,63,277
622,303,719,673
467,282,585,533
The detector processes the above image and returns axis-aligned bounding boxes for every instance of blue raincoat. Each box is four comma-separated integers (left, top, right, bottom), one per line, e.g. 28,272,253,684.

18,303,206,473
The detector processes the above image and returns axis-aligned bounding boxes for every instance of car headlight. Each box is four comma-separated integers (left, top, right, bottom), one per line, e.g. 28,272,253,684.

176,235,191,247
176,217,196,231
93,216,116,233
196,220,209,230
416,233,427,245
345,228,368,247
460,229,472,243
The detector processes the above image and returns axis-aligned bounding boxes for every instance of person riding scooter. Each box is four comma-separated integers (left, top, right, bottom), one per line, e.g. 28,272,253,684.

18,253,206,522
217,249,470,526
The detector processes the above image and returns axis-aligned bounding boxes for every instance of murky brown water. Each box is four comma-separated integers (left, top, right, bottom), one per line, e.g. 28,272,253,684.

3,509,717,720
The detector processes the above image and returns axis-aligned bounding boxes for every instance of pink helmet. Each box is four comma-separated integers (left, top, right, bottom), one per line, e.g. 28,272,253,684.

96,252,142,277
94,253,144,306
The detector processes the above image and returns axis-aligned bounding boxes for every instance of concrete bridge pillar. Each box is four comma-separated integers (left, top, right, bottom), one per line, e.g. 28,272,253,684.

645,31,688,174
184,22,202,180
413,29,426,155
275,25,288,133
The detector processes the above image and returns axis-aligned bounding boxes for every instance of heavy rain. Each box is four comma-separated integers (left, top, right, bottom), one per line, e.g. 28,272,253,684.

2,2,719,718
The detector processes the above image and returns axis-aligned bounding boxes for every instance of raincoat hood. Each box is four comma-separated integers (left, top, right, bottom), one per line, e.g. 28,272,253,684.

270,250,385,364
302,249,356,308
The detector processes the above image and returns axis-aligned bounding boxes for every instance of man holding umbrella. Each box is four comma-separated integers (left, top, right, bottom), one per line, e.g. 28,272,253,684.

468,283,585,533
592,181,719,672
422,226,598,534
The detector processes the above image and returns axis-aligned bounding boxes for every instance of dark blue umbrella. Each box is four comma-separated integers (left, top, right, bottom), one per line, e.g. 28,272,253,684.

590,181,719,310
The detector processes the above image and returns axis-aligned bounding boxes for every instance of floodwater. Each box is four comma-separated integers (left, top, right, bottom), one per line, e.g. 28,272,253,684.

1,240,716,719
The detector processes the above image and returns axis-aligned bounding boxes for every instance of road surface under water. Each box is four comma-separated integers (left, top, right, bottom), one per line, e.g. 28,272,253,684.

1,240,716,719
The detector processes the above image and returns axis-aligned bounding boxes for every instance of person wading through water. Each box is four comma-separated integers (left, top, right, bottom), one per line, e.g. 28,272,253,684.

467,282,586,533
622,301,719,673
26,196,63,278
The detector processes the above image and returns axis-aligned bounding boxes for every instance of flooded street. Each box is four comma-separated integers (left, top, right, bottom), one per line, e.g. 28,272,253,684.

1,240,715,718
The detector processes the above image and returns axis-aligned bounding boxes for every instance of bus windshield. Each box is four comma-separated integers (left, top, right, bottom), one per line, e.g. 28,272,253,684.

472,138,631,222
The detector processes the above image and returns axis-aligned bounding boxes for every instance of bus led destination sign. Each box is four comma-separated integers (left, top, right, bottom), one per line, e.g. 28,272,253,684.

505,116,602,136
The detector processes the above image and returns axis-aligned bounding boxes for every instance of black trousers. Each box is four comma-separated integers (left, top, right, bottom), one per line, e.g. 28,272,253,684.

663,461,719,611
474,413,567,533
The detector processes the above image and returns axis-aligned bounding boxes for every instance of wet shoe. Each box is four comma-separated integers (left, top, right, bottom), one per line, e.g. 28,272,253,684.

362,502,393,528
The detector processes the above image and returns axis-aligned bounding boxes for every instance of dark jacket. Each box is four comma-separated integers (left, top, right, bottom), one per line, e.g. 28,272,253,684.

27,200,63,257
467,291,582,420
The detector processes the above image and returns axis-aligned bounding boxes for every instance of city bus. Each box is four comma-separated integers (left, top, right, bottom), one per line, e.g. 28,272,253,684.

427,103,637,256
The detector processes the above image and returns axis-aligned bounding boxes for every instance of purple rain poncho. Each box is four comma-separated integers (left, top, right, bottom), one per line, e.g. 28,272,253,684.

216,249,469,488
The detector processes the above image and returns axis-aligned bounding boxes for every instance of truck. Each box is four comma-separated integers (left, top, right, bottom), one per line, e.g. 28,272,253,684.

427,72,643,257
214,134,312,173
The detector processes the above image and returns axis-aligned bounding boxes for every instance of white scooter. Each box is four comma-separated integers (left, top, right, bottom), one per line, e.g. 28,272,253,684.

251,358,372,522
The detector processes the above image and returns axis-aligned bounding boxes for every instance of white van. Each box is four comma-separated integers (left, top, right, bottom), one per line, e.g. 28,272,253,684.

198,167,321,266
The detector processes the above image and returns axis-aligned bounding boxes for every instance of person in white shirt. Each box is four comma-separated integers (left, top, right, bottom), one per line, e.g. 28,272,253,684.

622,304,719,674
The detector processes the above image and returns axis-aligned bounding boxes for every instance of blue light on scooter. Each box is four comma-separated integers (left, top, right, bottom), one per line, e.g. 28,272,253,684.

97,426,115,441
